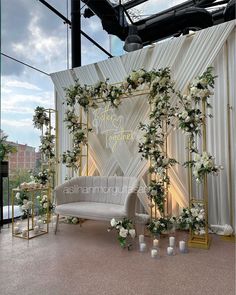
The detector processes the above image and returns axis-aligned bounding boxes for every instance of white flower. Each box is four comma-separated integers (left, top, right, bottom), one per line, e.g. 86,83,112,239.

185,116,191,122
42,195,48,201
199,229,206,235
113,99,120,106
15,192,21,200
138,77,144,84
190,86,198,96
181,111,188,119
129,229,136,239
198,214,204,220
119,227,128,238
36,195,41,200
43,203,48,209
130,71,139,82
123,81,129,90
110,218,117,227
150,190,157,196
72,217,78,224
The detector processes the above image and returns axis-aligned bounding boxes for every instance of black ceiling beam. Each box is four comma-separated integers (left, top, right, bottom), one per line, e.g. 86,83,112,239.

120,0,148,10
39,0,70,25
38,0,112,58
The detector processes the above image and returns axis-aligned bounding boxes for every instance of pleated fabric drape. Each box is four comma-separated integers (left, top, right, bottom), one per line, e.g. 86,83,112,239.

51,21,236,229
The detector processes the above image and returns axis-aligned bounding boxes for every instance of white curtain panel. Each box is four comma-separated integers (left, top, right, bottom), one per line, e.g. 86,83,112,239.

51,21,236,228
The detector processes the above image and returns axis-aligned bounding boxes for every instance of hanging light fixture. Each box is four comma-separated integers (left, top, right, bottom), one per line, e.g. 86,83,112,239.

123,25,143,52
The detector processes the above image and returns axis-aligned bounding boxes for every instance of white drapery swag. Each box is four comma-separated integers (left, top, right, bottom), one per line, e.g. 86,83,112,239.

51,20,236,229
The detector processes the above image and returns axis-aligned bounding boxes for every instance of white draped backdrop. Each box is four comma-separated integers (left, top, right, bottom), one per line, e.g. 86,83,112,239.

51,20,236,230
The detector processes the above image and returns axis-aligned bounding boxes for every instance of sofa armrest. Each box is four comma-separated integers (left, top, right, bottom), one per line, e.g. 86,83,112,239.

124,180,140,219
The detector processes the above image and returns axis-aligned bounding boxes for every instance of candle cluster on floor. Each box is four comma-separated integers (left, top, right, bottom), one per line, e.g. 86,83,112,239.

138,234,188,258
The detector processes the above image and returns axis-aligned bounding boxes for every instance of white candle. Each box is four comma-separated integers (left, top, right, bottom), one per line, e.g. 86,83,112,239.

151,249,158,258
169,236,175,247
14,226,20,234
34,226,39,234
153,239,159,248
167,246,174,255
179,241,186,252
22,229,28,238
139,242,146,252
38,220,44,229
139,234,144,243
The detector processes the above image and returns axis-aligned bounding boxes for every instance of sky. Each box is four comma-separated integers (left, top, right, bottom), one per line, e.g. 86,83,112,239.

1,0,185,150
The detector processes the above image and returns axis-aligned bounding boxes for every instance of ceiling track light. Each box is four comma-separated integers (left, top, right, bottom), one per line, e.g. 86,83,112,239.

123,25,143,52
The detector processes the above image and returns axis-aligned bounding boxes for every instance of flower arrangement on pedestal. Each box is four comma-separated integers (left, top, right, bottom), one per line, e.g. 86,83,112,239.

177,203,206,235
31,169,50,186
108,218,136,249
184,151,223,183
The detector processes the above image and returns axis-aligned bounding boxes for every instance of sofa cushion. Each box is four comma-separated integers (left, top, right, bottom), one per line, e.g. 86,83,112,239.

55,202,127,221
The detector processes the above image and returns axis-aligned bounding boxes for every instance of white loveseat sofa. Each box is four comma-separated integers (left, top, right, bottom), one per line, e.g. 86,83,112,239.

54,176,140,233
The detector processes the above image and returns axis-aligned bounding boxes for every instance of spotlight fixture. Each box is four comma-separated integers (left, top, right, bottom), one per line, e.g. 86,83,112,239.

123,25,143,52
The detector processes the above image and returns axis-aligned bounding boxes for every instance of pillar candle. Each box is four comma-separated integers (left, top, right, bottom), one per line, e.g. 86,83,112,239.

14,226,20,234
167,246,174,255
179,241,186,252
151,249,158,258
38,220,44,229
139,242,146,252
139,234,144,243
169,236,175,247
153,239,159,247
34,226,39,234
22,229,28,238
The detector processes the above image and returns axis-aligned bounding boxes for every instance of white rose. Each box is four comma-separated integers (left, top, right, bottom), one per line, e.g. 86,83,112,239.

113,99,120,106
198,214,204,220
185,116,191,122
72,217,78,224
190,86,198,96
199,229,206,235
119,227,128,238
150,190,157,196
123,81,129,90
110,218,117,227
181,111,188,119
129,229,136,239
43,203,48,209
15,192,21,200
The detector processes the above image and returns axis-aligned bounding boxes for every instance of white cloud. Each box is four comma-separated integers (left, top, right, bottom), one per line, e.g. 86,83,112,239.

1,118,33,127
3,78,41,90
12,15,65,73
2,91,53,114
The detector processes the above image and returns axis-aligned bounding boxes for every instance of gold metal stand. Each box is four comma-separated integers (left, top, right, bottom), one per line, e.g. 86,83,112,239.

188,100,210,249
12,187,50,239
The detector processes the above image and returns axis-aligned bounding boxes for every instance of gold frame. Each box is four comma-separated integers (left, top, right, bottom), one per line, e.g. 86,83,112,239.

12,187,50,240
188,99,211,249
